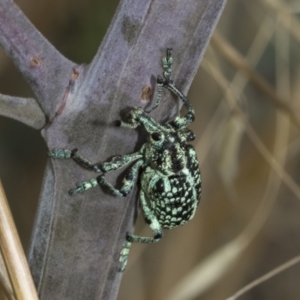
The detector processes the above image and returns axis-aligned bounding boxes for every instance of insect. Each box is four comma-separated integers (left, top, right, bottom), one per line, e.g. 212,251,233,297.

49,49,201,271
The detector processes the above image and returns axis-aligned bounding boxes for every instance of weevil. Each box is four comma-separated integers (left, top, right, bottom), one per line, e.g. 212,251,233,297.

50,48,201,271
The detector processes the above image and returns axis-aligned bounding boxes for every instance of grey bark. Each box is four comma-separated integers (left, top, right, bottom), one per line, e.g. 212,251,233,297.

0,0,226,299
0,94,45,129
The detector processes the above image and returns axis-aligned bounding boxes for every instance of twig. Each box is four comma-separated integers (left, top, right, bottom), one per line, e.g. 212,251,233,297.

0,0,75,117
0,179,39,300
0,94,46,129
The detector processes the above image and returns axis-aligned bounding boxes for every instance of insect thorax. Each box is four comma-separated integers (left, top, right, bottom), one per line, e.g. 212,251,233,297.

144,126,191,174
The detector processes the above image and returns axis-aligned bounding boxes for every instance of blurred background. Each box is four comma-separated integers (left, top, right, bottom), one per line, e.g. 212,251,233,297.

1,0,300,299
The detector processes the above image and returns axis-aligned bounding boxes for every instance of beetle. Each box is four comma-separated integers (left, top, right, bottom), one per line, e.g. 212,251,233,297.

49,49,201,271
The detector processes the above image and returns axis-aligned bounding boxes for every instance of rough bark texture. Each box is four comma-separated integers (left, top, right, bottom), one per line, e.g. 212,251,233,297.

0,0,226,299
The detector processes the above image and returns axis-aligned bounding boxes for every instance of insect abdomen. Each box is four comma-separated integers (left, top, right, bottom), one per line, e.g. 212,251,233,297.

149,174,198,229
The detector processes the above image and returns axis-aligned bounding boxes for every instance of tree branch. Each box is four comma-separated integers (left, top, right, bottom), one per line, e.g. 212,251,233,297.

0,0,76,118
82,0,226,109
0,94,46,129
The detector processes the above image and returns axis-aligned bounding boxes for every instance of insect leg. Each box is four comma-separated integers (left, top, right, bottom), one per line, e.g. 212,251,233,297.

99,151,143,173
68,178,99,195
147,48,173,113
146,77,163,113
119,190,163,271
49,148,101,172
119,107,167,135
127,190,163,243
68,153,144,195
162,48,173,81
119,241,131,272
96,159,144,197
50,148,142,173
115,120,139,129
164,81,195,128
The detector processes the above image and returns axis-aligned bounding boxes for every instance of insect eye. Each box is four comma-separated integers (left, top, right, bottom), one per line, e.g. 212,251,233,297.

187,131,195,141
155,179,164,192
151,132,163,141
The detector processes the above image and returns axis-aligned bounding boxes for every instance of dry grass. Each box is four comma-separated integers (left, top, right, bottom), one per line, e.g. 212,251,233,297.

0,180,38,299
